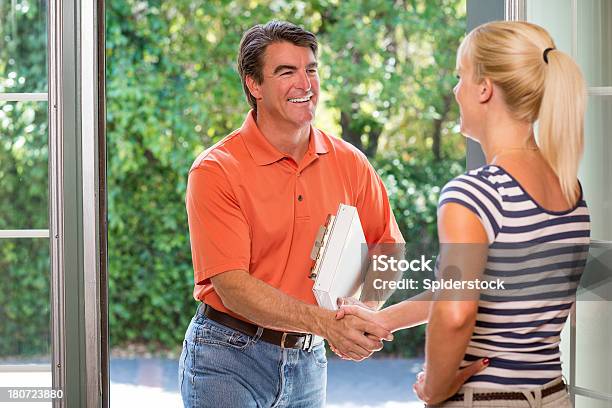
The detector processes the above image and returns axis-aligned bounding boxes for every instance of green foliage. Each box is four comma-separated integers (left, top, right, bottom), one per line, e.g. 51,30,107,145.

0,239,50,357
0,101,49,357
1,0,466,357
370,152,464,357
0,0,48,93
376,152,465,251
316,0,466,159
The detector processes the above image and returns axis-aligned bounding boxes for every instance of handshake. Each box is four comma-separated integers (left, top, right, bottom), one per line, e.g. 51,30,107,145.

320,297,392,362
319,296,488,403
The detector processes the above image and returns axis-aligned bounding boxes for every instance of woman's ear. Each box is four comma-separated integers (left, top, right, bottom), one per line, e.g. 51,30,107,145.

245,75,262,100
478,77,493,104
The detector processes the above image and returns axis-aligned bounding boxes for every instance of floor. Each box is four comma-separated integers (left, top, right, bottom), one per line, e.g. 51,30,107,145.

0,356,425,407
108,356,425,407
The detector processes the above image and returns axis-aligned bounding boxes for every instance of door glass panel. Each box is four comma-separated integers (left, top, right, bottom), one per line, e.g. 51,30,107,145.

575,394,612,408
579,96,612,241
575,46,612,408
575,276,612,395
0,101,49,230
576,0,612,87
0,238,51,363
0,0,48,93
526,0,572,54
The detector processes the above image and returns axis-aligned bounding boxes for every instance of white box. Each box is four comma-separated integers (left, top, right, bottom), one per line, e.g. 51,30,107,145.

309,204,368,310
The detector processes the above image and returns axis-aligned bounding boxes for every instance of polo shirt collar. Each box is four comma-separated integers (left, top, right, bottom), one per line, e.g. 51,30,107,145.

310,128,329,156
241,110,329,166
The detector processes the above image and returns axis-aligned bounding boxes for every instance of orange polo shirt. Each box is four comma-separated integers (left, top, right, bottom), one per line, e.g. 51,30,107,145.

186,111,403,321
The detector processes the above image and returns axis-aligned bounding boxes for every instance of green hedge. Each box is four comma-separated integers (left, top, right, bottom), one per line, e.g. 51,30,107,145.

1,0,466,358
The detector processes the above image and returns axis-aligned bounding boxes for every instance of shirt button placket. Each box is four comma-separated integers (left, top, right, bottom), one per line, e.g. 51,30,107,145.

296,171,303,202
296,171,307,218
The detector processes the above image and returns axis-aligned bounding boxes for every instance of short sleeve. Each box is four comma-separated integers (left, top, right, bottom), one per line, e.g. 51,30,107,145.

438,174,504,244
354,153,405,245
186,163,251,285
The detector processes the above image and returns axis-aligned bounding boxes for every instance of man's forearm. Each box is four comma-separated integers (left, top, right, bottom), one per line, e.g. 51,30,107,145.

211,269,334,336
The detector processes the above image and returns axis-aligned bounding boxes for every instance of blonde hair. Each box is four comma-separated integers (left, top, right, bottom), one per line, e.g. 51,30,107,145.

458,21,586,205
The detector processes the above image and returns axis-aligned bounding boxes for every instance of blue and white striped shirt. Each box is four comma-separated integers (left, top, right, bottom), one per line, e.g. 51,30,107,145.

438,165,590,388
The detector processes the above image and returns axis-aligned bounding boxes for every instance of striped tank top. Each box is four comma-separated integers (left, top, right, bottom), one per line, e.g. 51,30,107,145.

438,165,590,388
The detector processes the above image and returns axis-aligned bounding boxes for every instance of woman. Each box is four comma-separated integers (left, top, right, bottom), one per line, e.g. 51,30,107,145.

338,21,589,407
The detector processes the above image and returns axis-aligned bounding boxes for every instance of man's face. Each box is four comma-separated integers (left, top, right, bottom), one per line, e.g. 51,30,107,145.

248,41,320,130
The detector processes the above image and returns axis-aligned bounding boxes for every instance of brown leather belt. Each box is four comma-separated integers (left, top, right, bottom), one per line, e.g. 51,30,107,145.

199,303,317,351
442,380,566,403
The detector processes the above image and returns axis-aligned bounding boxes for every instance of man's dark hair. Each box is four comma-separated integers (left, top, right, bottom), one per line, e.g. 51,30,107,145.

237,21,318,112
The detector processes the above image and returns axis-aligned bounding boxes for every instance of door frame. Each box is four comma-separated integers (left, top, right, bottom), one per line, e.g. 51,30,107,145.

48,0,108,406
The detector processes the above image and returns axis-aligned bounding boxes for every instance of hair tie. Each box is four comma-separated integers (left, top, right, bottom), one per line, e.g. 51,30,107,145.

543,47,555,64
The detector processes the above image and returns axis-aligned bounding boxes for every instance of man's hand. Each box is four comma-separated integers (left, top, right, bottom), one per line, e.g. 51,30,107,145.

322,314,393,361
328,297,393,360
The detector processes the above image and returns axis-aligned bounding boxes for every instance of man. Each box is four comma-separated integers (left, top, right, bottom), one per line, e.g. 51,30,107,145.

180,21,404,408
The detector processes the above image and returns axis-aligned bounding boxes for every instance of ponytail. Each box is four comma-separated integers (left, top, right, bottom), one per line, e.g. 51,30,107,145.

459,21,587,206
537,49,586,205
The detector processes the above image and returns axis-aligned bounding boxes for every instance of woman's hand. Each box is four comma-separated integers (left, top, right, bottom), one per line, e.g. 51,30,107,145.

336,296,380,311
334,298,392,331
413,358,489,404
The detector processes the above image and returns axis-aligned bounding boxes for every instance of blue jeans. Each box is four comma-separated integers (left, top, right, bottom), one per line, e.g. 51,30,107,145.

178,305,327,408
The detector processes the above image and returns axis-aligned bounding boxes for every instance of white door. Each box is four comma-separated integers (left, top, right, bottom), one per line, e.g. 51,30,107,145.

522,1,612,406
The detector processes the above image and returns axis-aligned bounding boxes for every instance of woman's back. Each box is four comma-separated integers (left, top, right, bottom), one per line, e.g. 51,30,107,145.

439,164,590,388
496,153,575,213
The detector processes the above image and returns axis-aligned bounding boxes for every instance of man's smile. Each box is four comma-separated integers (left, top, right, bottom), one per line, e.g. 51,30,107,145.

287,90,314,104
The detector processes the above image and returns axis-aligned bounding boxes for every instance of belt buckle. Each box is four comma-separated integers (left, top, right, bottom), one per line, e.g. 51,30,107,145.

302,333,314,352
